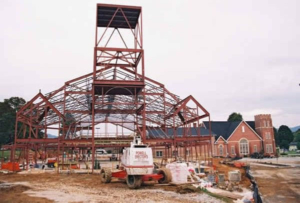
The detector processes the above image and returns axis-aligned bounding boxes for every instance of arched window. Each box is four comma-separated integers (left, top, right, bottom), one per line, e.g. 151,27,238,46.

219,145,224,156
239,139,249,155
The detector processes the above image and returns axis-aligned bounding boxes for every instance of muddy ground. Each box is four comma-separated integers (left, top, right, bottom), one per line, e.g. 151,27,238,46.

0,173,225,203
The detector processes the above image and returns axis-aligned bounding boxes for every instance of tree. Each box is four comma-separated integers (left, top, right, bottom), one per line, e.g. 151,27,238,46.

297,142,300,150
280,140,289,149
294,129,300,142
0,97,26,147
278,125,294,145
4,97,26,111
227,112,243,122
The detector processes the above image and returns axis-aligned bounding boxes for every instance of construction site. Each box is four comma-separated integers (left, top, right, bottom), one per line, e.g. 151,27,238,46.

1,3,300,203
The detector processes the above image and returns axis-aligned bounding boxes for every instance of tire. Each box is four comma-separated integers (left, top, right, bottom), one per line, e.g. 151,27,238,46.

126,175,142,189
100,168,112,183
157,168,172,184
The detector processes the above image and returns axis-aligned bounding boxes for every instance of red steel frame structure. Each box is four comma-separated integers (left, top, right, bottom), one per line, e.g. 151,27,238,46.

5,4,213,172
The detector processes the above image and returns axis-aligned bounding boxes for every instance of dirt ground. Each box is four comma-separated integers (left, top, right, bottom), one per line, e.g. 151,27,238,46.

212,158,251,188
238,157,300,203
250,165,300,203
0,173,224,203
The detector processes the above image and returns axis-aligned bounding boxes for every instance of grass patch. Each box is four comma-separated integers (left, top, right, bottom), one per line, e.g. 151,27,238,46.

0,150,21,159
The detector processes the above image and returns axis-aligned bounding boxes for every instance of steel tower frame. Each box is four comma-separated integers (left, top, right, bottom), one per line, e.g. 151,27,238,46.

3,4,213,172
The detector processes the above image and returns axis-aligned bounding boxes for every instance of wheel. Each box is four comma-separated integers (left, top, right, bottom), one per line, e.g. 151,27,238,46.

100,168,112,183
126,175,142,189
157,168,172,184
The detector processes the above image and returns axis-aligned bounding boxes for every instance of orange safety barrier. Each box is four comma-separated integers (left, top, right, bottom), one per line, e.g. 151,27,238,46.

70,165,79,169
1,162,21,172
234,162,245,168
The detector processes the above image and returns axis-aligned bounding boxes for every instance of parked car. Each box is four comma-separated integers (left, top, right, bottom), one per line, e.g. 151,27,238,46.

250,152,263,159
96,149,118,161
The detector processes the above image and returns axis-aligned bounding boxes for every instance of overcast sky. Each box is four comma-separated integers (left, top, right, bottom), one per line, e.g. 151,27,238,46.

0,0,299,128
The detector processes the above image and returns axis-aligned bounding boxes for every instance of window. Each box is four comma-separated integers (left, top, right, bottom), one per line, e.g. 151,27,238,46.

265,132,271,139
219,145,224,156
242,126,245,133
231,146,235,155
156,151,163,157
263,120,266,127
239,139,249,155
254,145,257,153
267,120,270,127
266,144,273,153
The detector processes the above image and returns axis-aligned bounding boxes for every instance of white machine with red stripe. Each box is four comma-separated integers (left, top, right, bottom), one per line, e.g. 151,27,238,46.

100,135,172,189
121,135,154,175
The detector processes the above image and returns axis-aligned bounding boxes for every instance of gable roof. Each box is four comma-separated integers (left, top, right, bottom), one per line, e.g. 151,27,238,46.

203,121,263,141
289,142,298,146
245,121,255,131
203,121,241,140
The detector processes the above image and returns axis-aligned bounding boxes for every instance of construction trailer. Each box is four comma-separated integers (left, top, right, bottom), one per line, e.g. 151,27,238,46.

3,4,213,172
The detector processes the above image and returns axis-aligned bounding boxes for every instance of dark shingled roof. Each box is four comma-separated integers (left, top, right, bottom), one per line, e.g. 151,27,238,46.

246,121,255,132
203,121,260,141
146,127,215,139
203,121,241,140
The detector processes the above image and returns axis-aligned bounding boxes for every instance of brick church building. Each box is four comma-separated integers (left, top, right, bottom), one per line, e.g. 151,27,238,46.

203,114,276,157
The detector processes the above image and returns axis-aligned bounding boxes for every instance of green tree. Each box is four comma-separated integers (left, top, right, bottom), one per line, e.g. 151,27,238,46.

4,97,26,111
227,112,243,122
280,140,289,149
278,125,294,145
0,97,26,146
297,142,300,150
294,129,300,142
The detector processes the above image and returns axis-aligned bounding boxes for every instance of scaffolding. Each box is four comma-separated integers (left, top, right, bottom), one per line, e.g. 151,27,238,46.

4,4,213,172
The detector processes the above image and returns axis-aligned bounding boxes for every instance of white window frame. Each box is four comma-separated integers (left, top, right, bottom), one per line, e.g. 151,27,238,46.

265,132,271,139
254,145,257,153
239,139,249,155
231,146,235,155
266,144,273,153
156,151,163,157
219,145,224,156
242,126,245,133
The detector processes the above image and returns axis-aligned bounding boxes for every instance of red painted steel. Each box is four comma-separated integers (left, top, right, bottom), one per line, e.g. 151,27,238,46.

5,4,213,171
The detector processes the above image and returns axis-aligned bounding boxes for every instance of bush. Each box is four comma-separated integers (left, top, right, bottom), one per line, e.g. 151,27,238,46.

280,153,288,155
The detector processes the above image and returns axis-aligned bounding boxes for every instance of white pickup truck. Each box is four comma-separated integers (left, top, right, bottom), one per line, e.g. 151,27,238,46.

96,149,118,161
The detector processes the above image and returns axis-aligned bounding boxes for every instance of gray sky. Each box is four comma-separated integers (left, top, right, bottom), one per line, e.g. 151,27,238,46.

0,0,299,128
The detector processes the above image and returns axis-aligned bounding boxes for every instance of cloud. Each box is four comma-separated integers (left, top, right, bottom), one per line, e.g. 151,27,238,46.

243,108,283,118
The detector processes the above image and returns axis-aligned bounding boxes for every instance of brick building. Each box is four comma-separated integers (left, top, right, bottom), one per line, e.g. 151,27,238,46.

148,127,215,159
203,114,276,157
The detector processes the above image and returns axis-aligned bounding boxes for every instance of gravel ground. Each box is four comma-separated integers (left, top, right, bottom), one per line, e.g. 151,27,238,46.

0,173,225,203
